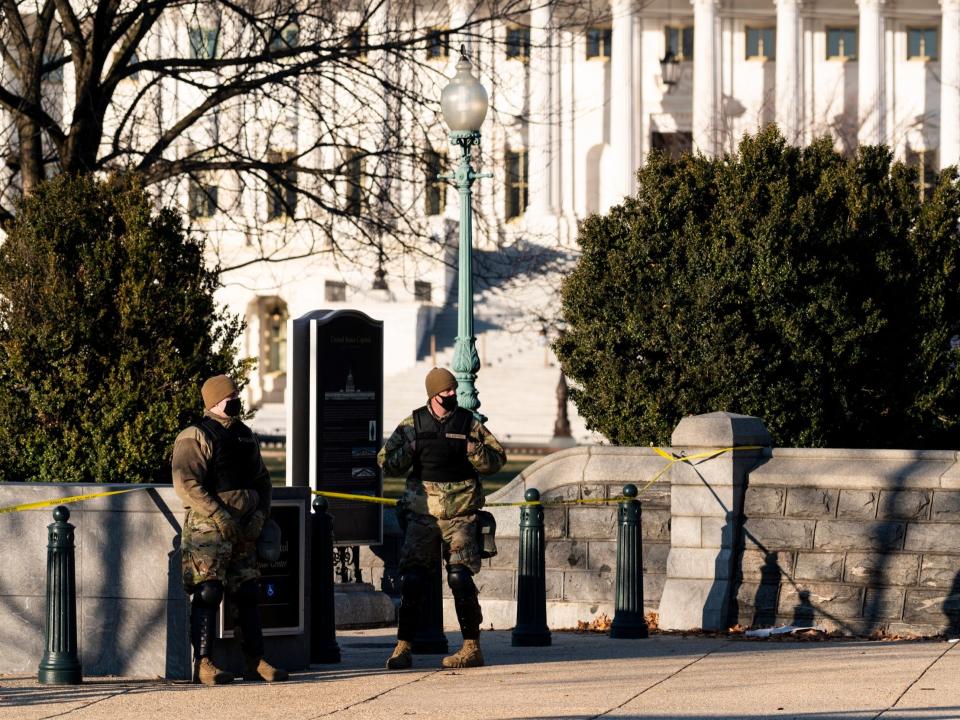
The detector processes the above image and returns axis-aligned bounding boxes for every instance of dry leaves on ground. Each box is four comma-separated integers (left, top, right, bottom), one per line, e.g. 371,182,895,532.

575,613,612,633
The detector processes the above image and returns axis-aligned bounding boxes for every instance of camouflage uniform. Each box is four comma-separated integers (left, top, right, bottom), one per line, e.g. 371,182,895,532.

378,410,506,575
174,377,287,685
180,492,262,593
173,413,272,593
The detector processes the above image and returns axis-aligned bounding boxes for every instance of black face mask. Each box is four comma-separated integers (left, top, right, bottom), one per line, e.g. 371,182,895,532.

438,393,458,412
223,398,242,417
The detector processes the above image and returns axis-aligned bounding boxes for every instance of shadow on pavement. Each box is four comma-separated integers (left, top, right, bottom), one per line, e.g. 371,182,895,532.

0,667,412,707
499,713,960,720
2,631,952,709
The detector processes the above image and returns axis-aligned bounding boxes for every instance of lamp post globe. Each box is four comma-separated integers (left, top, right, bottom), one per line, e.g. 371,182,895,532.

440,49,488,132
438,46,490,421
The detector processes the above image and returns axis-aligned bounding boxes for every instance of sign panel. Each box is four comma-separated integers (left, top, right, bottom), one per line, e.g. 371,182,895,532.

219,499,306,637
287,309,384,546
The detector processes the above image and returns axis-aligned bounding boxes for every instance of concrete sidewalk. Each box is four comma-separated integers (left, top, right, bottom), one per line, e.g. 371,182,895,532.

2,629,958,720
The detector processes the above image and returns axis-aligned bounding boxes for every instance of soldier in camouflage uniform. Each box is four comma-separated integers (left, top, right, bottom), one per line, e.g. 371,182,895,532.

173,375,288,686
379,367,506,670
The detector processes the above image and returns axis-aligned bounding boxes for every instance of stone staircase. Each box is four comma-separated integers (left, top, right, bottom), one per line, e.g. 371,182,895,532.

250,323,601,447
385,319,599,446
250,282,604,447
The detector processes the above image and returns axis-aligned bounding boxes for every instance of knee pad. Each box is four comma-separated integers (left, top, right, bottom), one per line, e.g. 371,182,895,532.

234,580,260,607
400,567,427,601
447,565,477,598
194,581,224,608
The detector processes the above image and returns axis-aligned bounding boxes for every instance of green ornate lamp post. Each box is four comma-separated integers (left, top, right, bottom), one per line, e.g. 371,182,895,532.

439,46,491,421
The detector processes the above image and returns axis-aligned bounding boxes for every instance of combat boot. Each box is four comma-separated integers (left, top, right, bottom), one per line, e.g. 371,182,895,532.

385,640,413,669
441,639,484,668
243,654,289,682
196,657,234,685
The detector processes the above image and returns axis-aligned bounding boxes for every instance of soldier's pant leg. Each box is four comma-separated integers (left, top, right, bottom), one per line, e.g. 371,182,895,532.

181,510,232,590
441,515,483,639
397,514,442,642
447,565,482,640
233,580,265,659
440,514,482,575
190,581,224,659
396,566,429,642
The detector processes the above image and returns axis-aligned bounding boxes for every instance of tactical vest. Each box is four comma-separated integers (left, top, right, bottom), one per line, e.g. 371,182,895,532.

411,406,478,482
196,416,261,494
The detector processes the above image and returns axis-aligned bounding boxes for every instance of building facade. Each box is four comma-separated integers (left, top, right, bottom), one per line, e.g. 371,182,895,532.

1,0,955,443
232,0,956,441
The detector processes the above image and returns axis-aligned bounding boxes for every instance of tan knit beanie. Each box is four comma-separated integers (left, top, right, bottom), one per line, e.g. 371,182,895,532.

425,367,457,398
201,375,238,410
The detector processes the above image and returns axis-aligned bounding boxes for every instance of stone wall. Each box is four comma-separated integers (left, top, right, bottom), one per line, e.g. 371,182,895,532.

736,448,960,636
360,447,671,630
4,411,957,680
0,484,312,678
363,413,960,638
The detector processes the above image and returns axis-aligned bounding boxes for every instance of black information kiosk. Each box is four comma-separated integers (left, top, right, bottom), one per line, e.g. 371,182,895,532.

288,309,384,546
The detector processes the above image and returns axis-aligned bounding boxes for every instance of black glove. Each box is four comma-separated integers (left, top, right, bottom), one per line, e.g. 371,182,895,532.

244,510,267,541
211,507,241,544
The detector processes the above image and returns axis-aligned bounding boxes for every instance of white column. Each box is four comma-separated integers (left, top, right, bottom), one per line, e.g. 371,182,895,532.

857,0,885,146
775,0,802,144
691,0,719,156
449,0,471,54
527,2,555,217
550,19,564,214
610,0,639,199
559,28,577,241
941,0,960,169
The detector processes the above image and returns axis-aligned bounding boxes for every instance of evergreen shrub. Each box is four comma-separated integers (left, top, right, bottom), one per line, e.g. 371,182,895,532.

0,174,245,482
555,126,960,448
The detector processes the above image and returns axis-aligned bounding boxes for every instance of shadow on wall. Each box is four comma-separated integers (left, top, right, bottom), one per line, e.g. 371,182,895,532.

752,553,781,627
750,555,813,627
148,489,188,680
946,572,960,639
739,531,852,634
705,513,736,629
792,590,814,627
83,492,189,679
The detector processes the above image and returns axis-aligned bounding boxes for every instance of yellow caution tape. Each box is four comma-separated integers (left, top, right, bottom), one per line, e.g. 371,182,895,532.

630,444,763,498
312,490,399,506
0,446,764,516
487,445,763,507
314,445,764,509
0,487,144,515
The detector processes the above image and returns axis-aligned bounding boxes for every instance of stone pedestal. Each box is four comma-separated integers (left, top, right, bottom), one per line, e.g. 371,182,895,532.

658,412,770,630
333,583,397,629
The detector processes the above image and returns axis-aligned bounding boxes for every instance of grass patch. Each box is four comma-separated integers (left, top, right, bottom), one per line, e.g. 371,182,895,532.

263,451,286,486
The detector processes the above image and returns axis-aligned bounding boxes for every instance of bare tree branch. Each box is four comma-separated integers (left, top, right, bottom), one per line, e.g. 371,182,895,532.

1,0,597,277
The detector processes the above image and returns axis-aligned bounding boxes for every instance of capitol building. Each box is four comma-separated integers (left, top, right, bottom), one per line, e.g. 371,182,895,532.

4,0,956,445
231,0,956,445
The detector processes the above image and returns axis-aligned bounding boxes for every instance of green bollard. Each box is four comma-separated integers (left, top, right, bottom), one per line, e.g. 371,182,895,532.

311,496,341,663
610,484,649,639
38,505,82,684
512,488,551,647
